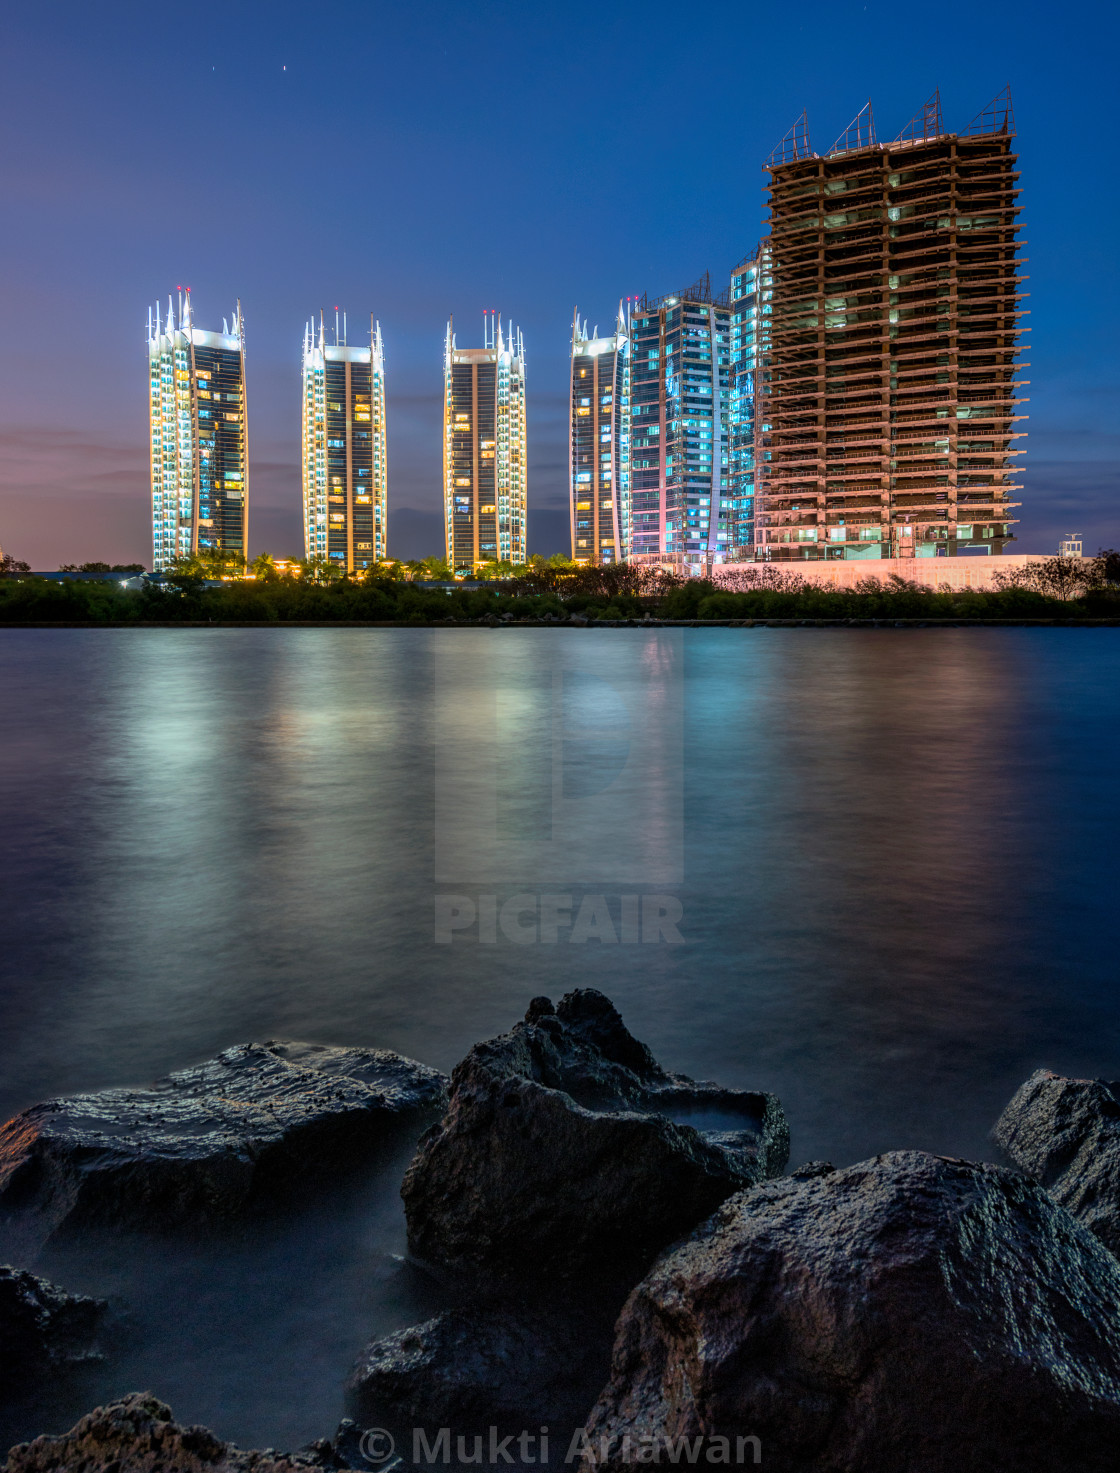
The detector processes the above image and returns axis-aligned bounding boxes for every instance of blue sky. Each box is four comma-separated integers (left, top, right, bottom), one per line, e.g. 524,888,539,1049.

2,0,1117,564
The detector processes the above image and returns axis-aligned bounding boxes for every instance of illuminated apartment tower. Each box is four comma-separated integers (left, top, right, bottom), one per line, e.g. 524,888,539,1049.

148,291,247,572
569,306,630,565
757,89,1024,561
444,314,527,574
628,276,731,571
726,244,771,558
301,312,388,570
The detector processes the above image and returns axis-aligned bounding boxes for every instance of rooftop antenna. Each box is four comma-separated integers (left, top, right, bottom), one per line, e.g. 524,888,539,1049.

343,310,347,345
334,306,340,345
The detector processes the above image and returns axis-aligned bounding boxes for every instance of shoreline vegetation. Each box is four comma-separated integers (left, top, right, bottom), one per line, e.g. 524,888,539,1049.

1,551,1119,627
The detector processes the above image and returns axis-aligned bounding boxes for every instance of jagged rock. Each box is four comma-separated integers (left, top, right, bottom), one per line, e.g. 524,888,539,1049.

402,990,788,1277
0,1264,107,1383
787,1159,834,1180
347,1301,613,1435
993,1067,1120,1255
0,1042,447,1257
3,1392,342,1471
583,1151,1120,1473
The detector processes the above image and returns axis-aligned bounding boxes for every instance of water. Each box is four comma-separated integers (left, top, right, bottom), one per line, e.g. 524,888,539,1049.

1,627,1118,1451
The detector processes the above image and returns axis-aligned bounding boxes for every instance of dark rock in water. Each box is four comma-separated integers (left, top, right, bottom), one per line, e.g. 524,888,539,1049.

3,1391,343,1470
347,1300,614,1437
402,989,788,1278
0,1264,107,1384
583,1151,1120,1473
0,1042,447,1257
993,1067,1120,1255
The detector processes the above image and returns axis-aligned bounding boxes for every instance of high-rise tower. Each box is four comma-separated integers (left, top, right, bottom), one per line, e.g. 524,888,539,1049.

301,312,388,570
628,276,731,572
569,306,630,565
756,90,1025,561
726,244,771,559
443,314,527,574
148,292,247,572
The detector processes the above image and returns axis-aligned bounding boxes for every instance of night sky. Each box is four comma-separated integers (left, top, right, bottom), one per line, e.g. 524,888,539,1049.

2,0,1117,567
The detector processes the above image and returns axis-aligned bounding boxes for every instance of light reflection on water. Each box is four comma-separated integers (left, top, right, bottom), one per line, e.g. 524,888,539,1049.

0,627,1118,1450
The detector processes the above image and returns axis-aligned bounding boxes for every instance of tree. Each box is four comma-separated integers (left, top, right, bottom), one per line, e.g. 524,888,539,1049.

1098,548,1120,585
297,553,344,585
251,552,279,581
417,556,452,580
364,559,405,583
0,552,31,578
56,561,146,574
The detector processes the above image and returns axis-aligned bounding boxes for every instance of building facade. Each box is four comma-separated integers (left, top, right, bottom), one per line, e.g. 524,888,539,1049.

148,292,247,572
726,244,771,559
569,306,630,565
301,313,388,570
444,314,527,574
756,90,1024,561
628,276,731,572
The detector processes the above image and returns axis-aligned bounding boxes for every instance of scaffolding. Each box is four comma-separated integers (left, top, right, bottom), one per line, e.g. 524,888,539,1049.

829,101,876,158
766,110,811,168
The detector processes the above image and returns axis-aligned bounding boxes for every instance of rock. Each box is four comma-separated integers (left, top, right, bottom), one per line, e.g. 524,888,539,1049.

347,1300,614,1435
0,1264,107,1384
402,989,788,1278
787,1159,834,1180
993,1067,1120,1255
0,1042,448,1257
583,1151,1120,1473
3,1392,342,1471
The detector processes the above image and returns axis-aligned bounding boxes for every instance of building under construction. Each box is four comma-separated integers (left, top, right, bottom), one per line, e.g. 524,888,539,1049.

755,88,1025,562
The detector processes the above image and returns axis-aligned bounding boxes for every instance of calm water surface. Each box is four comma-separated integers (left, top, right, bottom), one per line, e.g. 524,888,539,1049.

1,628,1118,1449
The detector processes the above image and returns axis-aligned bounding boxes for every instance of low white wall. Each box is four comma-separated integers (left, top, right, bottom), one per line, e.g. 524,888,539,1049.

716,554,1052,593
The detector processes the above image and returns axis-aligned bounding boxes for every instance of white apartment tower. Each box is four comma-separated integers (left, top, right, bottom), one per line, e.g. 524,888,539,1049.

302,312,388,570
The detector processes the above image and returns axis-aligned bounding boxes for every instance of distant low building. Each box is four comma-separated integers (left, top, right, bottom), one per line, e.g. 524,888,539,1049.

147,291,248,573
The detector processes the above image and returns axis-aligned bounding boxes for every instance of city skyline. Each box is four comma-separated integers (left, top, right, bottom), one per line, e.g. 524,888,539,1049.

3,1,1117,567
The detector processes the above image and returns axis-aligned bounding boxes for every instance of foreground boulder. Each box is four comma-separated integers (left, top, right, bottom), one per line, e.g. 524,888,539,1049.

348,1301,613,1435
402,990,788,1277
0,1264,107,1384
4,1392,341,1471
993,1067,1120,1255
583,1151,1120,1473
0,1042,447,1257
